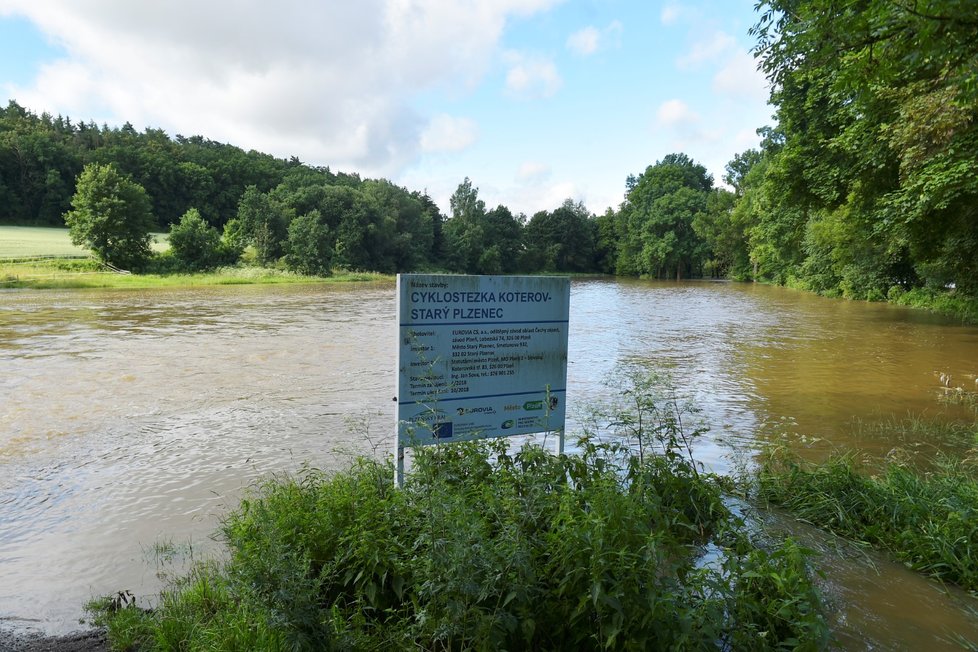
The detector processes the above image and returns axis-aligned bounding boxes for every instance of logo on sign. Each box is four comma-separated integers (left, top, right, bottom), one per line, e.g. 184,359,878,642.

456,405,497,416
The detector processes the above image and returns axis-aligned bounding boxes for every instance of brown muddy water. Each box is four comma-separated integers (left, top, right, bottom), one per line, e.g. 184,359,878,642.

1,279,977,648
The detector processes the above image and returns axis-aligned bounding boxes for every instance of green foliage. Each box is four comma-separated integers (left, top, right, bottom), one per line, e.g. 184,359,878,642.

92,379,829,651
284,210,332,276
63,162,155,271
361,179,437,272
524,199,595,273
617,153,715,279
756,448,978,591
225,185,291,266
889,287,978,324
168,208,237,271
747,0,978,299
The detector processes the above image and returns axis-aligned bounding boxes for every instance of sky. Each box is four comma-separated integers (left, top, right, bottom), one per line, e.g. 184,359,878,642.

0,0,773,218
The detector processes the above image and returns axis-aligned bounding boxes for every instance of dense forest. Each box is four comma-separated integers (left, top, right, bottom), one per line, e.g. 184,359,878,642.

1,1,976,300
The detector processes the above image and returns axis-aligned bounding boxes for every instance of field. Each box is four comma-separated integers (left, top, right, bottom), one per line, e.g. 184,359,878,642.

0,225,92,259
0,225,169,259
0,225,389,289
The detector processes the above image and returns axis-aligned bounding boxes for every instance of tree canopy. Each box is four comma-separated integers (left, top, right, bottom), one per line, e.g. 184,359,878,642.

747,0,978,297
64,162,155,271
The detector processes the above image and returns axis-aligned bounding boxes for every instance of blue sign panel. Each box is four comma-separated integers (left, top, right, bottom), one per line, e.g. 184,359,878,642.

396,274,570,446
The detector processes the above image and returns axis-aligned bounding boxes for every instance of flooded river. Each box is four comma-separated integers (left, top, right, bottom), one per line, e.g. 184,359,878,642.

2,279,977,648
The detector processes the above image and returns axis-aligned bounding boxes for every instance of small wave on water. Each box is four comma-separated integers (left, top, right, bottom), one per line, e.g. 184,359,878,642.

1,280,977,643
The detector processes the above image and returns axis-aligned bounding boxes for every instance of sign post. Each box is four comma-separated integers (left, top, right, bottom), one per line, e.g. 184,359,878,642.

395,274,570,486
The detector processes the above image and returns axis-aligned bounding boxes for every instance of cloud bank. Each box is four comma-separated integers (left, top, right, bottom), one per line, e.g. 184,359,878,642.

1,0,561,175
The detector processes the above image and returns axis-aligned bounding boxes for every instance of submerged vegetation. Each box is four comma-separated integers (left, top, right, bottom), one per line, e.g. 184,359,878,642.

752,384,978,593
755,448,978,592
87,378,829,651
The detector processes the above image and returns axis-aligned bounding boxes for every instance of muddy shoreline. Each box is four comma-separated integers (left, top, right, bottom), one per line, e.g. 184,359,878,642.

0,628,108,652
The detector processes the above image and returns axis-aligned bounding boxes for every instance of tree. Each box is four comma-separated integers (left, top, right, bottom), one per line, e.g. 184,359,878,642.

692,189,742,278
168,207,231,271
617,154,713,279
225,185,291,265
361,179,432,272
443,177,489,273
751,0,978,297
524,199,595,272
64,162,155,271
285,210,332,276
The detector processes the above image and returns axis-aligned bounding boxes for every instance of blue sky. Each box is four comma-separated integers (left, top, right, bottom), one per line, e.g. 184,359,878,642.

0,0,772,217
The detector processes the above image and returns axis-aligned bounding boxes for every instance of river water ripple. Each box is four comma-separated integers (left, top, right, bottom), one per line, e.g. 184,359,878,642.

2,279,977,648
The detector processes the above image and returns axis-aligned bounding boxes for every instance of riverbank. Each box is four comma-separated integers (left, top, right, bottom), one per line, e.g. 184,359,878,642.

0,628,107,652
87,430,829,650
769,275,978,325
887,286,978,325
0,258,391,289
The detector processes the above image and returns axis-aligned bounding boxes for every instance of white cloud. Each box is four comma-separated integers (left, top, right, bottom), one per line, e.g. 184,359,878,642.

660,3,682,26
503,51,562,99
656,99,699,128
677,30,737,69
1,0,562,175
566,21,621,57
420,114,479,153
713,50,769,102
515,161,552,183
566,26,600,55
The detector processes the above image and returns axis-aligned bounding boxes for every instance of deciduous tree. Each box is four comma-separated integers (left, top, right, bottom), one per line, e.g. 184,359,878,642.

64,162,155,271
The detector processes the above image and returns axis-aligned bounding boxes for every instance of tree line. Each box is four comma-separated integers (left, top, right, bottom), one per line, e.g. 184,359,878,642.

0,98,734,277
2,1,976,299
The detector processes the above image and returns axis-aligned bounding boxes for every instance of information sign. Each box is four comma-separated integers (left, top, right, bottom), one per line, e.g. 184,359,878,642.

396,274,570,448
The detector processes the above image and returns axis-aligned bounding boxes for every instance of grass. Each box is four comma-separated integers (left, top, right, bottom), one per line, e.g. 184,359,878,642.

751,382,978,592
889,287,978,325
754,445,978,591
0,225,90,258
0,231,392,289
0,225,168,259
0,258,390,289
87,376,829,651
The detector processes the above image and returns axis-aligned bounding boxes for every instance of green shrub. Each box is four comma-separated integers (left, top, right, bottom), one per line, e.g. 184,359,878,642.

168,208,240,271
91,378,829,650
93,446,829,650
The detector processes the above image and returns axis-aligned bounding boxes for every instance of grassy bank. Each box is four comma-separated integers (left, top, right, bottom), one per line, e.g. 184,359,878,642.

755,447,978,591
0,225,390,289
88,385,829,651
752,382,978,592
0,258,390,289
888,287,978,325
782,273,978,325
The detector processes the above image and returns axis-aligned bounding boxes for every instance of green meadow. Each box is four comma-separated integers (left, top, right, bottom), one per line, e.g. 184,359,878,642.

0,225,169,259
0,226,388,289
0,225,92,259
